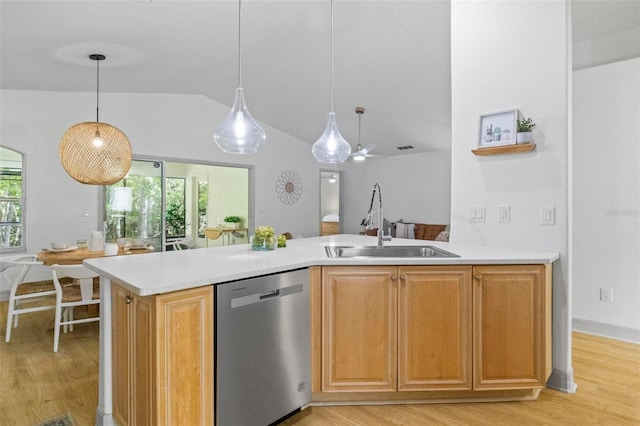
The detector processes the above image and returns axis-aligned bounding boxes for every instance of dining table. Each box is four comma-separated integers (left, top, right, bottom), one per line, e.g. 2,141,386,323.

36,246,154,266
209,227,249,246
36,246,154,317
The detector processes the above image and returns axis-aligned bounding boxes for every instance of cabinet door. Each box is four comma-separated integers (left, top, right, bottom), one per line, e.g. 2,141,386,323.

398,266,472,391
321,266,397,392
132,294,154,426
112,284,214,426
473,265,549,390
111,284,155,426
112,284,131,426
155,286,214,426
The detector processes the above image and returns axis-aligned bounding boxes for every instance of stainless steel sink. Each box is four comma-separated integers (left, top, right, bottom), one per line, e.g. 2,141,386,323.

325,245,459,258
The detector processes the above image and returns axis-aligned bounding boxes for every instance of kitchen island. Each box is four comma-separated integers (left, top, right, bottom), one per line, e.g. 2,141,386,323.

84,235,559,426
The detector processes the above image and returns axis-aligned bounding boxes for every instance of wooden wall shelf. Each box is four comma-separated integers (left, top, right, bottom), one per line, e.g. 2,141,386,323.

472,143,536,156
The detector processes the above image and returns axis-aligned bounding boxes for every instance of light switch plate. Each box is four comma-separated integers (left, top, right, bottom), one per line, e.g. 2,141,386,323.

469,206,486,222
541,206,555,225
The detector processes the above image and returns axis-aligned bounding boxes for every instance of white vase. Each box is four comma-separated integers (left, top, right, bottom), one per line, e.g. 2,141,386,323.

516,131,533,144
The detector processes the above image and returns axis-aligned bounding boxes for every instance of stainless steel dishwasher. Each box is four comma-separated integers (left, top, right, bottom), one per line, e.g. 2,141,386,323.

216,268,310,426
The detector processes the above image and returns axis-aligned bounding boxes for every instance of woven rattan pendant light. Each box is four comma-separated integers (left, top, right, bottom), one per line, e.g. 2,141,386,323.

59,54,131,185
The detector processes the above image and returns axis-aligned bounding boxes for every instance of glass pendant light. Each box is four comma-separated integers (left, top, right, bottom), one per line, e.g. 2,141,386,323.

214,0,266,154
59,54,132,185
312,0,351,163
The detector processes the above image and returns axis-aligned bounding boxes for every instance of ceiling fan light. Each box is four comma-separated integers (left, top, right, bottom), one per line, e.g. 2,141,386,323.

214,87,266,154
312,112,351,163
353,153,366,161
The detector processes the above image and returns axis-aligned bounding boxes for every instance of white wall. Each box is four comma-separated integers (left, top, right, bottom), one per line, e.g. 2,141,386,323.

0,89,326,296
572,58,640,342
341,151,452,235
2,88,455,297
451,1,573,391
1,89,323,247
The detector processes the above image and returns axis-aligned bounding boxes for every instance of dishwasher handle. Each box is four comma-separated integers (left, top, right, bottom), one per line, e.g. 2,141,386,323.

230,283,303,309
259,289,280,300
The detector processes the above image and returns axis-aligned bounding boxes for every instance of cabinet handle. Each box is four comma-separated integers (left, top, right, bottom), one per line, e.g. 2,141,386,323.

125,295,133,304
391,274,397,281
475,274,482,281
399,274,406,281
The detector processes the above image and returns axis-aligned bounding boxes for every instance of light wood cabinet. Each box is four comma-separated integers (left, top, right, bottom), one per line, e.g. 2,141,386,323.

321,221,339,236
398,266,472,391
112,283,214,426
112,284,155,425
321,266,397,392
314,263,551,402
319,265,472,393
473,265,552,390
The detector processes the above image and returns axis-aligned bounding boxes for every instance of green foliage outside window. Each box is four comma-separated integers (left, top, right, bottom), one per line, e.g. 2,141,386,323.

198,181,208,237
0,172,23,249
165,178,186,238
105,176,163,241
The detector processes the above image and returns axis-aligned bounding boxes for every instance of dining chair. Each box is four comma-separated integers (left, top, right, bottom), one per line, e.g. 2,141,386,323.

2,254,56,342
204,228,223,247
51,264,100,352
166,236,192,251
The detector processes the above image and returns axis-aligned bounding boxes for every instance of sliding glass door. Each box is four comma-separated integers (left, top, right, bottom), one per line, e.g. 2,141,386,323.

104,159,250,251
105,160,164,251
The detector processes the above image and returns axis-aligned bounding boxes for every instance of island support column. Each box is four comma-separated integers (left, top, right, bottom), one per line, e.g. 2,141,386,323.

95,275,114,426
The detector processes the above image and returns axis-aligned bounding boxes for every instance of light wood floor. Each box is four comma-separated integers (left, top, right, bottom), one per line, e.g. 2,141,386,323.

1,301,638,426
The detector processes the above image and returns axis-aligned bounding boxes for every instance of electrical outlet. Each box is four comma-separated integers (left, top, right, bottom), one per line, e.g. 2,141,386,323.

498,205,510,223
600,287,613,303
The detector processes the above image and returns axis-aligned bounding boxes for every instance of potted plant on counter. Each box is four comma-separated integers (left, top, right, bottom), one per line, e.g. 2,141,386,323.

516,117,536,144
223,215,242,229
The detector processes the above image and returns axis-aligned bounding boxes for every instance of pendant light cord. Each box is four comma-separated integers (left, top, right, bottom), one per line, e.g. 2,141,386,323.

237,0,242,88
330,0,334,112
96,56,100,125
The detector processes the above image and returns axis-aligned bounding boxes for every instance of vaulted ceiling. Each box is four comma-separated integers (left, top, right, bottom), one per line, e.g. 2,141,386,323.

1,1,638,157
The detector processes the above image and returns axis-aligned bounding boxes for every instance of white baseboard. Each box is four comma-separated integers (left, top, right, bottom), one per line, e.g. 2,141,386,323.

573,317,640,344
546,368,577,393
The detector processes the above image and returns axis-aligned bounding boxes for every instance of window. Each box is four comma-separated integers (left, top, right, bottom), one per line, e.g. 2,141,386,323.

197,180,208,237
104,159,250,251
105,161,162,245
166,177,186,238
0,146,25,252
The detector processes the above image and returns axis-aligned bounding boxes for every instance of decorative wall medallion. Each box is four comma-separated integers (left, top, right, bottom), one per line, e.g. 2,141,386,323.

275,170,303,205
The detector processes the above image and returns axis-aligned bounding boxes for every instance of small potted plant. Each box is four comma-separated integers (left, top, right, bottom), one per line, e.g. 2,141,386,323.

223,215,242,229
252,225,277,251
516,117,536,144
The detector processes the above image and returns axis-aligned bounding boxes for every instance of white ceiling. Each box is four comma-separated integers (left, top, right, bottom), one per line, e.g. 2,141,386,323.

1,1,638,157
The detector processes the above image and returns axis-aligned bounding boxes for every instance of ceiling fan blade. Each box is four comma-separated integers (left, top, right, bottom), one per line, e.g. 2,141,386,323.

359,144,376,155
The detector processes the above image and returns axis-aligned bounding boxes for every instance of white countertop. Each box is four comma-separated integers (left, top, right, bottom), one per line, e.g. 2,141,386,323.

83,234,559,296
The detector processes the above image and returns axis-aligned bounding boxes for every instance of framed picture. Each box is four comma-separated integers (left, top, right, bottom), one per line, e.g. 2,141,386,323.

478,109,518,148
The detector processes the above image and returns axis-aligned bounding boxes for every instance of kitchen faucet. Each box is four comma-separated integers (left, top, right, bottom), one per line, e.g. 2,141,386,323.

366,182,392,248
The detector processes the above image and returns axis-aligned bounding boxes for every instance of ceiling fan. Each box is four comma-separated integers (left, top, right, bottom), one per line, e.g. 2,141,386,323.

349,107,377,161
